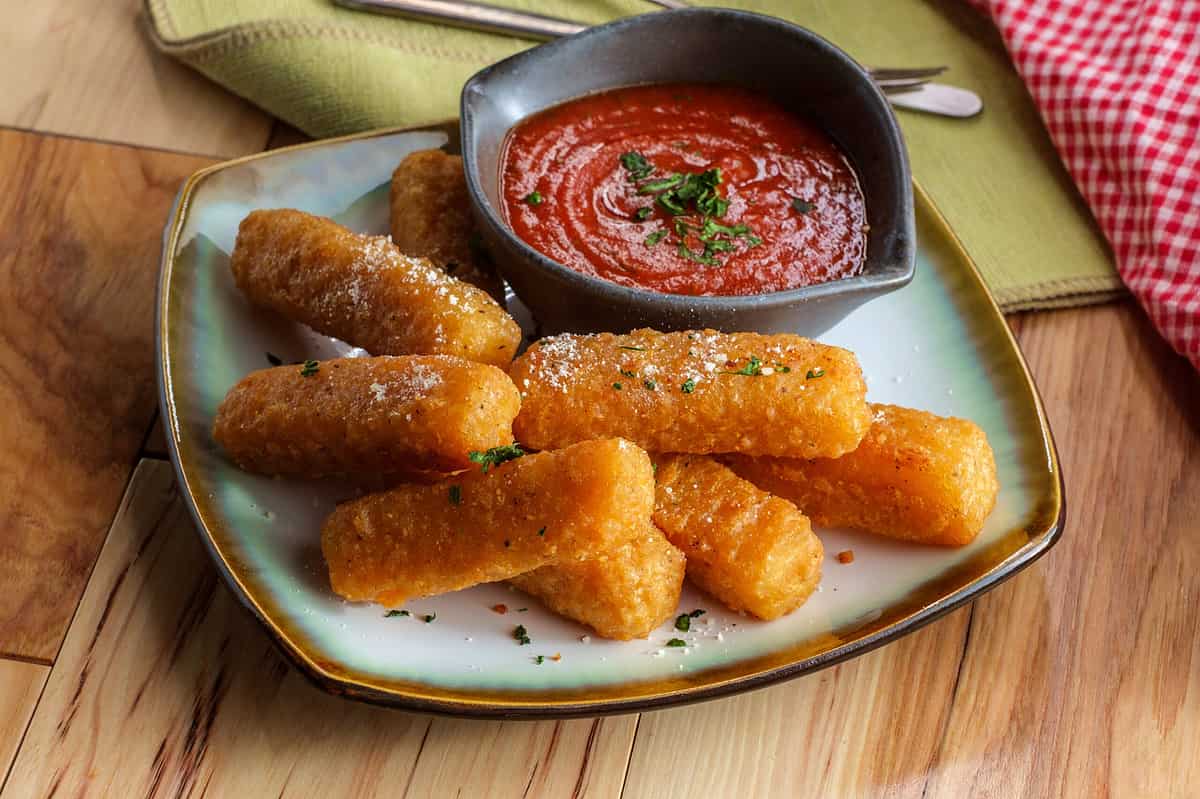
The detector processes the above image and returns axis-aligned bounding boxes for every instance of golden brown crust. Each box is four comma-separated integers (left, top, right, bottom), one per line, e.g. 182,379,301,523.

509,329,871,458
723,403,999,547
389,150,504,299
231,209,521,367
212,355,521,477
509,522,686,640
321,438,655,606
652,454,823,620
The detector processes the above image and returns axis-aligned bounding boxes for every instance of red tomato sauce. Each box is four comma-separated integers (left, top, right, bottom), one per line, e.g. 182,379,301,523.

500,83,867,296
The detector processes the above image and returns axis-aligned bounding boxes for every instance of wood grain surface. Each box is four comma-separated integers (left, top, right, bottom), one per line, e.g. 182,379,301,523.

0,0,271,157
0,660,46,786
0,130,214,662
5,302,1196,798
1,461,638,799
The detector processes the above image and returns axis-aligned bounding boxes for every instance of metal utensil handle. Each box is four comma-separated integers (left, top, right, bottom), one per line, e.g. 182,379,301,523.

334,0,585,40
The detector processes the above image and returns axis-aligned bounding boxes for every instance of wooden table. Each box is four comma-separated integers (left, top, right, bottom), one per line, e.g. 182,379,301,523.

1,3,1197,797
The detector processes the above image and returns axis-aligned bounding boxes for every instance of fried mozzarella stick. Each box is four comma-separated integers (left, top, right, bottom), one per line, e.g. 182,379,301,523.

231,209,521,367
510,329,870,458
322,438,654,607
724,404,999,547
652,454,823,620
213,355,520,477
390,150,504,299
509,522,686,640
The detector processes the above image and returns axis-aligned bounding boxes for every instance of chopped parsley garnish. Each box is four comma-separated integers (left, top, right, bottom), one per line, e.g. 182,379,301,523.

514,625,531,645
643,379,656,391
689,609,706,618
537,526,546,537
535,655,545,665
384,609,410,618
665,638,687,648
612,382,623,390
266,352,283,366
524,191,543,205
675,614,691,632
724,356,764,376
617,155,760,266
792,197,815,214
638,174,684,195
517,608,528,612
448,485,462,505
299,359,320,377
619,368,636,378
468,443,525,473
634,206,653,221
620,151,654,181
423,613,436,623
681,378,696,394
619,345,647,351
806,367,826,380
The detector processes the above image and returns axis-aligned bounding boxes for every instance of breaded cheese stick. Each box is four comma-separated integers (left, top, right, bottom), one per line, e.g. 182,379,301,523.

653,454,823,620
231,209,521,367
390,150,504,299
724,404,999,547
213,355,520,477
509,522,686,640
510,329,870,458
322,438,654,607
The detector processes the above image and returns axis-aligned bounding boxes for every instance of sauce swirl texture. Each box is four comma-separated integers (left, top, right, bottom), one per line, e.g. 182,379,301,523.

501,83,867,297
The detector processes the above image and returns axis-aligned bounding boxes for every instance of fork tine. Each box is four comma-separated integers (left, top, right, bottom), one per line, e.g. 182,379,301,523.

874,77,935,91
868,66,948,80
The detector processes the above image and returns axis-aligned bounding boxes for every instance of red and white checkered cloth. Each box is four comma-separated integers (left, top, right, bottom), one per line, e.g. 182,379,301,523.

972,0,1200,369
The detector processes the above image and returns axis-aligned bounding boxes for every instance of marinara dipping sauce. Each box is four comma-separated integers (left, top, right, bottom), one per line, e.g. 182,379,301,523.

500,83,867,296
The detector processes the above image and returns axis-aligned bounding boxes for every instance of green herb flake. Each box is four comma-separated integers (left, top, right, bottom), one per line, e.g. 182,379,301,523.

675,614,691,632
689,609,706,618
448,485,462,505
612,382,623,391
535,655,545,665
523,191,543,205
644,230,669,247
514,625,531,645
725,356,764,377
619,151,654,181
619,368,636,378
643,379,656,391
517,608,528,612
681,378,696,394
792,197,814,214
384,609,410,618
619,345,647,351
635,207,653,221
665,638,687,648
423,613,436,623
468,443,525,473
638,174,685,195
299,359,320,377
266,352,283,366
806,367,826,380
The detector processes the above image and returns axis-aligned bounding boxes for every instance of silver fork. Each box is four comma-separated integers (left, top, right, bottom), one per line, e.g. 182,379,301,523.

334,0,982,116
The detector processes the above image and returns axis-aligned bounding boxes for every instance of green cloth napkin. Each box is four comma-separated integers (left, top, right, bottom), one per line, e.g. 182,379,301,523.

145,0,1122,310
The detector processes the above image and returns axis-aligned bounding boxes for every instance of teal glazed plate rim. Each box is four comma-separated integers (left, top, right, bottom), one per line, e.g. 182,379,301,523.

157,122,1064,719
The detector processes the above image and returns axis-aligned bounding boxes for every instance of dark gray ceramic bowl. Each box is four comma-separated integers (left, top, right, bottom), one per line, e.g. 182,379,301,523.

461,8,915,335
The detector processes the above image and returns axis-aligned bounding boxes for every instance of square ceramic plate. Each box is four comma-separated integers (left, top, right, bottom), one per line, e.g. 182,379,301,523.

158,122,1063,719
